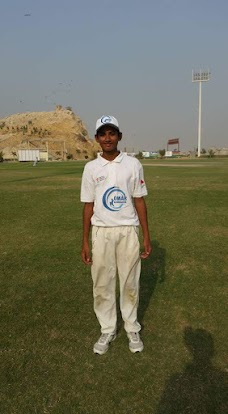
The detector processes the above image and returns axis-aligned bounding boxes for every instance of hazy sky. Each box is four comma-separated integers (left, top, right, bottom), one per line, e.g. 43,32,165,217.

1,0,227,151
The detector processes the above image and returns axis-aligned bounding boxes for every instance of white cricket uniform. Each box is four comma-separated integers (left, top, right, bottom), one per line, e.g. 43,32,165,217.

80,152,148,333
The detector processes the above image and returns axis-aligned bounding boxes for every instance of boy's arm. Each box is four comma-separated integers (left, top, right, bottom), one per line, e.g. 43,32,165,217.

134,197,152,259
81,202,94,265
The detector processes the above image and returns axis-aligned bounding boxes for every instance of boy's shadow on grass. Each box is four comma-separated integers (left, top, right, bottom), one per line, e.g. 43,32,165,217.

156,327,228,414
138,239,166,326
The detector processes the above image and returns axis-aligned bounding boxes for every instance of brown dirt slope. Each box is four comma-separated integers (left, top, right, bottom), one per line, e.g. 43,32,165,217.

0,105,100,160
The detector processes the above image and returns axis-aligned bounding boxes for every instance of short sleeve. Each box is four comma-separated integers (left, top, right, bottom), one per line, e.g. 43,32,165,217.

80,164,95,202
132,161,148,198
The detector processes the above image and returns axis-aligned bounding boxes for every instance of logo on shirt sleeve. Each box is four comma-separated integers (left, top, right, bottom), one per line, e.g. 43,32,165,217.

102,187,127,211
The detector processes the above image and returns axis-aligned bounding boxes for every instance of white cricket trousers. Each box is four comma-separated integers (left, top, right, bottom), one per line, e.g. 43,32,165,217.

91,226,141,334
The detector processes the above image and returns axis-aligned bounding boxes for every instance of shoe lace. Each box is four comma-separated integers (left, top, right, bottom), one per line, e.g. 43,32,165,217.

130,332,140,342
99,333,110,344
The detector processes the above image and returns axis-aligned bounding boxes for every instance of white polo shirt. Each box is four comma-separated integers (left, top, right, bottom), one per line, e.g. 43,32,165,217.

80,152,147,227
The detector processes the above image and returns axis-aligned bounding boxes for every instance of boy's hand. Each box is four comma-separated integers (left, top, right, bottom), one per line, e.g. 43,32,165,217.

81,243,92,265
140,239,152,259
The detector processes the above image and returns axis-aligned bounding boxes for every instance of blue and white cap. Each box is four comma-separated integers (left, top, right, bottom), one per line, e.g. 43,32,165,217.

95,115,120,133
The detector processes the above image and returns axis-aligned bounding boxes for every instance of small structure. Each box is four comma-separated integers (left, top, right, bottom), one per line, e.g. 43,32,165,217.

39,150,48,161
142,151,159,158
142,151,150,158
18,149,40,162
210,147,228,156
165,151,173,157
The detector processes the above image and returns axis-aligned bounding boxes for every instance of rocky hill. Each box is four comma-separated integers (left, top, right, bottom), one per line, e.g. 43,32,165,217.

0,105,100,160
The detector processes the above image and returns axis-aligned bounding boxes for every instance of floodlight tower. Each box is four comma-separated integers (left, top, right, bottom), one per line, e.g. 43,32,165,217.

192,70,210,157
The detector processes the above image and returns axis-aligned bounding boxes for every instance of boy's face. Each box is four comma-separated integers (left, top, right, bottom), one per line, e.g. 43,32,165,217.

95,125,122,153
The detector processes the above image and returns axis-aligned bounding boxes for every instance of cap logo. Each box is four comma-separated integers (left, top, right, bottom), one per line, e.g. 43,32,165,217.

101,116,113,124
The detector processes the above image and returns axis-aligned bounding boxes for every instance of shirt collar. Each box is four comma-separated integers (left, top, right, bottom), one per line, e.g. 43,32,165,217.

98,151,124,166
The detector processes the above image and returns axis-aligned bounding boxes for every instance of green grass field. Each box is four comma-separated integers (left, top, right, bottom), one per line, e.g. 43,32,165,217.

1,159,228,414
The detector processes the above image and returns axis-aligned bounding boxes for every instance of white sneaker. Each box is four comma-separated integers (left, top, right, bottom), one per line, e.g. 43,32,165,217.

127,332,144,353
93,333,116,355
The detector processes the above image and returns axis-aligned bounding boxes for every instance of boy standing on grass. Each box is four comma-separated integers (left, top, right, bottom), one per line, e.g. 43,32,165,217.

80,115,152,355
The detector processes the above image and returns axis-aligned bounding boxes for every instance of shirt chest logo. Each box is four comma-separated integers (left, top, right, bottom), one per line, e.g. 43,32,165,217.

102,187,127,212
96,175,106,183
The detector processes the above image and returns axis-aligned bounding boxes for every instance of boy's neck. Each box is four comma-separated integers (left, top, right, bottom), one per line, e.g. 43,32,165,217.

101,150,120,161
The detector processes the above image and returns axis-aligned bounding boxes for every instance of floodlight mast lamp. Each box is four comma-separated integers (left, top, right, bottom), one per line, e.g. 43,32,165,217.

192,70,210,157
